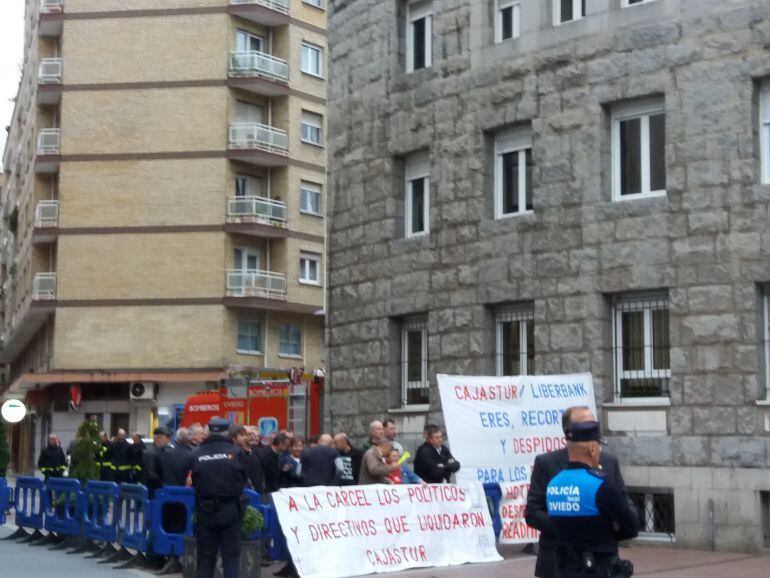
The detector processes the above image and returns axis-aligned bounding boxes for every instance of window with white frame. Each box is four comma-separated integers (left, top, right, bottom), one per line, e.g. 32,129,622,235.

402,317,428,406
235,174,263,197
279,324,302,357
301,42,323,76
764,287,770,399
612,294,671,400
495,1,521,43
612,99,666,200
236,30,263,53
406,0,432,73
495,305,534,376
237,319,262,354
299,252,321,284
405,151,430,237
495,126,533,218
554,0,585,24
623,0,656,6
760,81,770,185
300,181,322,215
300,111,323,146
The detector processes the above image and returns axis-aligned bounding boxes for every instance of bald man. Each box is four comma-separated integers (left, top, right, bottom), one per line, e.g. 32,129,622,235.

525,407,632,578
300,433,340,486
361,420,384,451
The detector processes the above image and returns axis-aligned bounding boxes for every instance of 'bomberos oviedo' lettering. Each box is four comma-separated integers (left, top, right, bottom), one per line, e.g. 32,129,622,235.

454,384,521,401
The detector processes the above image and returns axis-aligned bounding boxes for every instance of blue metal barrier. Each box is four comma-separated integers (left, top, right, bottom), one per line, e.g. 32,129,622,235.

243,489,273,540
483,483,503,539
117,484,150,553
43,478,83,536
0,478,11,525
269,494,289,561
14,476,45,531
150,486,194,556
82,481,120,543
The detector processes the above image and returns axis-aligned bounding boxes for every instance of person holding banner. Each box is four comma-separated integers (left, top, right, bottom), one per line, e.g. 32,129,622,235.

526,407,631,578
545,421,637,578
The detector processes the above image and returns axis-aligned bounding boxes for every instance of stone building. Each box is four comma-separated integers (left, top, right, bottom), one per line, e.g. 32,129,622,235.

1,0,328,471
327,0,770,551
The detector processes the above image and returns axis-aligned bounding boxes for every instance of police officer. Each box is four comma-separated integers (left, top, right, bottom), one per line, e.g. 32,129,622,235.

545,422,638,577
191,418,248,578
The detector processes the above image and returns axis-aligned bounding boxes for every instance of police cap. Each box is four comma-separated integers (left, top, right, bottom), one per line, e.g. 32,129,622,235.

153,426,171,437
208,417,230,433
565,420,606,444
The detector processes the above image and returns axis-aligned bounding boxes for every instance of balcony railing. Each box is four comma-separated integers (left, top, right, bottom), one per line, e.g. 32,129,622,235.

38,58,62,83
230,0,289,14
37,129,61,155
35,201,59,228
227,196,287,227
33,273,57,300
230,51,289,83
229,123,288,154
40,0,63,13
227,269,287,299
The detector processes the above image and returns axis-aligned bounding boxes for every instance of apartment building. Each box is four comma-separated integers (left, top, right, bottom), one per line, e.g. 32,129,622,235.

327,0,770,552
1,0,327,472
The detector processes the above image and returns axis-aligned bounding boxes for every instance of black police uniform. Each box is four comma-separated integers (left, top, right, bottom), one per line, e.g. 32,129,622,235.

191,419,248,578
38,444,67,479
545,422,638,578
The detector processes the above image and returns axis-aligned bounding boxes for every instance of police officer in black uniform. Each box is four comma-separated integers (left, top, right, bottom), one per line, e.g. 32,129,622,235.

191,418,248,578
545,421,638,578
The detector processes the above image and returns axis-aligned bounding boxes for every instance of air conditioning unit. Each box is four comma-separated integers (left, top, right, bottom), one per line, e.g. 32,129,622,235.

129,382,156,402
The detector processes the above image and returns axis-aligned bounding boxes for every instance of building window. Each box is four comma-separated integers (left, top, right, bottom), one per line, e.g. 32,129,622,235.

406,0,432,73
303,0,324,8
495,305,534,376
235,174,263,197
623,0,656,6
760,81,770,185
554,0,585,24
301,42,323,77
299,252,321,284
764,287,770,399
236,29,263,53
495,126,533,218
300,181,322,215
612,99,666,200
612,294,671,400
495,1,520,43
405,151,430,237
401,317,428,406
279,325,302,357
628,489,675,542
237,320,262,354
301,111,323,146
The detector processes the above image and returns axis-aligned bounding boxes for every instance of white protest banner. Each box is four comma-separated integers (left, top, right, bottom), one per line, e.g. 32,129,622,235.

272,483,502,578
437,373,596,544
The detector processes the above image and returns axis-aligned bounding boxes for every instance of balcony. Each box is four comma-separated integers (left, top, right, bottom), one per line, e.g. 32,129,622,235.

36,128,61,173
33,273,57,300
228,123,289,167
228,51,290,97
33,201,59,243
226,269,287,300
228,0,290,27
39,1,64,37
38,58,63,104
228,196,287,226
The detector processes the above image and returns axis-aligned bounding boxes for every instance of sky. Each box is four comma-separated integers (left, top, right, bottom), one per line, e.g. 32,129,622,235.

0,0,26,171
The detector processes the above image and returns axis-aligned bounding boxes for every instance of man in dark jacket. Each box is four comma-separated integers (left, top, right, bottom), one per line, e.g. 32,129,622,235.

129,432,146,483
112,429,133,484
300,434,339,486
525,406,634,578
257,432,290,494
97,431,116,482
333,432,364,485
231,425,265,494
143,426,172,497
38,434,67,479
413,425,460,483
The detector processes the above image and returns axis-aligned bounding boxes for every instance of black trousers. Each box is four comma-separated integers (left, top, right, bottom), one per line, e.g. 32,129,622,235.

196,500,242,578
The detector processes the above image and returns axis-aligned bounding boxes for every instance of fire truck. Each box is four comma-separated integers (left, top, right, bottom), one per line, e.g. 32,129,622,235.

180,367,324,438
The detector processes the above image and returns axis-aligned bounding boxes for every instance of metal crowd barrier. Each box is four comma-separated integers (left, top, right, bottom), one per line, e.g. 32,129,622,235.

82,481,120,544
244,489,273,540
149,486,195,557
0,477,11,525
43,478,83,537
117,483,150,553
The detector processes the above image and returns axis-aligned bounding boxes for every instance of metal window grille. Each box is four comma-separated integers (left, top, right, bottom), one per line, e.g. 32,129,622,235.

628,490,675,542
402,318,428,406
495,305,534,376
612,294,670,399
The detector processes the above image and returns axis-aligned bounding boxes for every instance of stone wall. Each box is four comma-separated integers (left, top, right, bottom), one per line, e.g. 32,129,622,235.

327,0,770,551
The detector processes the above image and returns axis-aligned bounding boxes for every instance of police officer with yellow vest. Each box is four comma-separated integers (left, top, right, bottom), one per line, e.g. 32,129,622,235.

545,422,638,577
191,418,248,578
